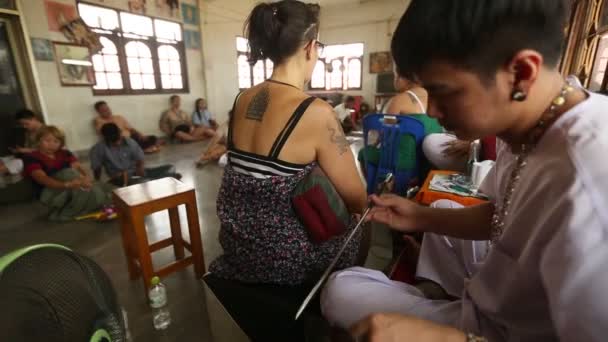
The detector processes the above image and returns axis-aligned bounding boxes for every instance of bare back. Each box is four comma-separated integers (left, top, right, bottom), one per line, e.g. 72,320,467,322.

229,81,367,213
231,82,318,164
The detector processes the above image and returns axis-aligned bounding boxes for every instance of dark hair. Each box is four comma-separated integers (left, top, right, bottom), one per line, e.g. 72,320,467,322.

194,98,204,111
170,95,180,103
391,0,568,81
245,0,320,65
94,101,107,112
345,96,356,103
100,123,121,144
15,109,36,121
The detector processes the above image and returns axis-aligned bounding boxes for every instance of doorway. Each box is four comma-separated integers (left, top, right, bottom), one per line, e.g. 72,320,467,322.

0,14,38,155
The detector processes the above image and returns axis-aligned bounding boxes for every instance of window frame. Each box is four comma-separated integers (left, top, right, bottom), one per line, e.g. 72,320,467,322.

308,42,364,91
77,1,189,96
235,36,273,90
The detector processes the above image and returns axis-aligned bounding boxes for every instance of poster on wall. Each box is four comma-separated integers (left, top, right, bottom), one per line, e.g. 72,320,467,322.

184,30,200,50
53,42,95,86
156,0,180,18
181,3,199,25
0,0,16,10
44,0,78,32
128,0,147,14
31,38,55,61
369,51,393,74
61,18,102,54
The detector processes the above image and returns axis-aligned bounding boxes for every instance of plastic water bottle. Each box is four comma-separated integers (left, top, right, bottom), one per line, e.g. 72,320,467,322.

149,276,171,330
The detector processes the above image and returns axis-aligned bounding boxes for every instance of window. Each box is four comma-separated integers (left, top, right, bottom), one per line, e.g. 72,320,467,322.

77,2,188,95
236,36,274,89
590,34,608,92
310,43,364,90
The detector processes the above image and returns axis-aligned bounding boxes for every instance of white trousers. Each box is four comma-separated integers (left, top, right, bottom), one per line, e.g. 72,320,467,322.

321,200,490,329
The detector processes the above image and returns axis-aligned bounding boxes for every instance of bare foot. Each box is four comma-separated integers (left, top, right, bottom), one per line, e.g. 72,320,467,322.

144,146,160,154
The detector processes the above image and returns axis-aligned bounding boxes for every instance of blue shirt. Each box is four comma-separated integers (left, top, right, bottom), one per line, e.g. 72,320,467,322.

90,137,144,178
192,109,214,127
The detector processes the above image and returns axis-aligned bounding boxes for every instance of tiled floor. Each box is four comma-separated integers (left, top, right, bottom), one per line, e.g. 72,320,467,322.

0,138,391,341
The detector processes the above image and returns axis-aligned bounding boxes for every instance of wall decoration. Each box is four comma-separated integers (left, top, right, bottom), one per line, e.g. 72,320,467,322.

181,3,199,25
156,0,180,18
0,0,16,10
184,30,200,50
369,51,393,74
53,42,95,86
44,0,78,32
60,18,102,54
128,0,146,14
31,38,55,61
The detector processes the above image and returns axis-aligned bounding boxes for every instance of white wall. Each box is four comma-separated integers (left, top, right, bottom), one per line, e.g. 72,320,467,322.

199,0,255,124
319,0,411,103
20,0,206,151
199,0,411,118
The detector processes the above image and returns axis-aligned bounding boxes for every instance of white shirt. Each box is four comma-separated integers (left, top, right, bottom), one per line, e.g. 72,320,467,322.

464,92,608,341
334,103,352,121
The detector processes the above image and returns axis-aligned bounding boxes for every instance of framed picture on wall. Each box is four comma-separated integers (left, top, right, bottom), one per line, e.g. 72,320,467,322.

53,42,94,86
184,30,200,50
31,38,55,61
369,51,393,74
181,3,199,25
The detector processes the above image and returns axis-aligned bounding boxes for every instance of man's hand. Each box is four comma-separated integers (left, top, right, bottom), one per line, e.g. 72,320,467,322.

350,313,466,342
365,194,424,233
442,139,470,158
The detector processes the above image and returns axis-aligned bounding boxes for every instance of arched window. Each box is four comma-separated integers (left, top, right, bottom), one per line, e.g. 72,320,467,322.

92,37,123,90
125,41,155,90
77,3,189,94
158,45,183,89
347,58,362,89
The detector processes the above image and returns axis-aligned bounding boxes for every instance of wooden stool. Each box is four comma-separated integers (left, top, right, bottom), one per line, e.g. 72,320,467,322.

112,177,205,295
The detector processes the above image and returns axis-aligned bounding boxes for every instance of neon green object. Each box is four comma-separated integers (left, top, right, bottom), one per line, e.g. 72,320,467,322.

0,244,71,272
89,329,111,342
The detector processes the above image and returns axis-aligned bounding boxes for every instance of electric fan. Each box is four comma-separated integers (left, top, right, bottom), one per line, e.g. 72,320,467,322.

0,244,126,342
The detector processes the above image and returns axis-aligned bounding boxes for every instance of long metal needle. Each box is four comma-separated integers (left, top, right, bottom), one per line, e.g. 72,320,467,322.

294,173,393,320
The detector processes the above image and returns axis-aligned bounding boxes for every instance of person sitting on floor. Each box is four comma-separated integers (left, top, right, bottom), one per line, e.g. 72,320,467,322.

334,96,356,133
11,109,44,155
192,98,219,131
159,95,215,143
196,120,228,168
93,101,160,154
209,0,367,286
22,126,112,221
322,1,608,341
90,123,181,187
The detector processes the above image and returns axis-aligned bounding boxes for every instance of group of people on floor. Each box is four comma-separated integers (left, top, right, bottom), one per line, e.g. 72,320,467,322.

1,95,220,220
207,0,608,341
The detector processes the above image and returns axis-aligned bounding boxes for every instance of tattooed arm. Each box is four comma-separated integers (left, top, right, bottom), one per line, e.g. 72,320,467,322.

314,103,367,214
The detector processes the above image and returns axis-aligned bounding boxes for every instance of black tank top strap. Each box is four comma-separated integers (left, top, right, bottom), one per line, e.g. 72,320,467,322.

227,92,243,149
268,96,316,160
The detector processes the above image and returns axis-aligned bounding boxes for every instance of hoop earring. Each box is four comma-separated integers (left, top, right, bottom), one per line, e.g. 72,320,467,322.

511,90,527,102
